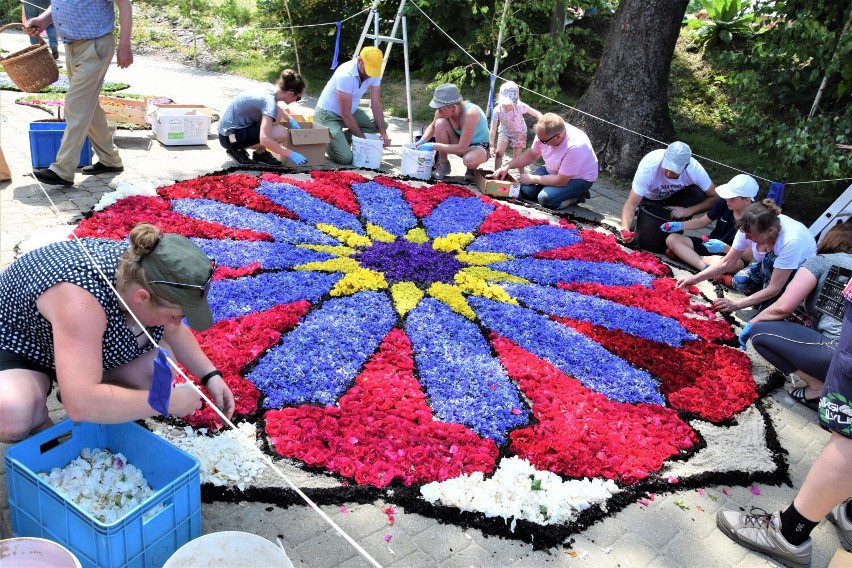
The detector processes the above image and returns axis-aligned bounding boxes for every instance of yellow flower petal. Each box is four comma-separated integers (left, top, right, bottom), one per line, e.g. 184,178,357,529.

455,251,512,266
427,282,476,319
404,227,429,244
390,282,424,316
365,223,397,243
316,223,372,247
454,272,518,305
329,268,388,297
432,232,475,253
297,244,358,257
295,257,361,272
460,266,529,283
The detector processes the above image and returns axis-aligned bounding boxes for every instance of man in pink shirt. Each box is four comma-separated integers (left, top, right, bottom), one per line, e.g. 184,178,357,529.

493,113,598,210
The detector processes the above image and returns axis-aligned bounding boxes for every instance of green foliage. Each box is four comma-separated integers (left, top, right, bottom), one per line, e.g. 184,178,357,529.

683,0,757,50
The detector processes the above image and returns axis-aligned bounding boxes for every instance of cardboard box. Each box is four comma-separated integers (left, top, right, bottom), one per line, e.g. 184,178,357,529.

274,119,330,167
474,168,520,198
99,95,149,126
150,105,213,146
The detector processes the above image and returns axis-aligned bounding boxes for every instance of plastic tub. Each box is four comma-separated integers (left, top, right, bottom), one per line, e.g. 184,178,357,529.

401,144,435,180
351,133,383,169
163,532,294,568
0,537,82,568
634,202,674,253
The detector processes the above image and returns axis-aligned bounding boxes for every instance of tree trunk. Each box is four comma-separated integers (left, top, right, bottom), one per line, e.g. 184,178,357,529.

569,0,689,179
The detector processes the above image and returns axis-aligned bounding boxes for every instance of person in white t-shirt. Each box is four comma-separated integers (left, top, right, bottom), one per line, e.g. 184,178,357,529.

492,113,598,210
314,46,391,164
677,199,817,311
621,141,718,243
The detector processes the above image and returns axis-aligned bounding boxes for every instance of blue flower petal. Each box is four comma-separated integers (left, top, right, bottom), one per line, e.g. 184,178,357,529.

255,181,364,234
423,196,494,238
192,238,332,270
209,271,339,321
405,298,528,443
352,181,418,236
248,291,396,407
503,282,694,347
467,225,581,256
491,258,654,287
470,296,664,405
171,198,338,245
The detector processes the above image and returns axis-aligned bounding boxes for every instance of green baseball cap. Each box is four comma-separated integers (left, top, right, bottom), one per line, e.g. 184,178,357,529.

140,233,215,331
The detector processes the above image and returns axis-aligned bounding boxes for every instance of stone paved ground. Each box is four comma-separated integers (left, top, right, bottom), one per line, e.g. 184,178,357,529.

1,30,849,568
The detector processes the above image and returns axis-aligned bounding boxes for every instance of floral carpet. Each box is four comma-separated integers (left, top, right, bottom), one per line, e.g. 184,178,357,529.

75,170,786,547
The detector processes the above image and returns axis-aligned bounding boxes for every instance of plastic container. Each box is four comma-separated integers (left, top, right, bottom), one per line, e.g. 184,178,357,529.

815,265,852,321
0,537,82,567
29,121,93,168
351,133,383,169
634,202,673,253
5,420,201,568
163,532,294,568
401,144,435,180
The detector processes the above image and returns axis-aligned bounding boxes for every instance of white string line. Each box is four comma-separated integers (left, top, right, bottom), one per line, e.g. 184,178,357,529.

23,178,383,568
407,0,851,188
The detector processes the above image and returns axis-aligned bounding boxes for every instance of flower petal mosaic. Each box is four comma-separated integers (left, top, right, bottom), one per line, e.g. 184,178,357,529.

75,171,780,547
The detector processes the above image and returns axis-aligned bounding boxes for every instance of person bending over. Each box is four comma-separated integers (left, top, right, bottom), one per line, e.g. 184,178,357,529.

0,223,235,443
218,69,308,167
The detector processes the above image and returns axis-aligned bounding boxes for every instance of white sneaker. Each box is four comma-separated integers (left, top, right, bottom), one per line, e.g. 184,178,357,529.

829,499,852,552
432,161,451,180
716,508,811,568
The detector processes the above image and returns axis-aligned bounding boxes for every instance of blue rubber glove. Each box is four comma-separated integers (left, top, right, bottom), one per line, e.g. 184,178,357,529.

288,151,308,165
738,322,752,350
704,239,726,254
660,221,682,233
417,142,434,152
288,117,301,129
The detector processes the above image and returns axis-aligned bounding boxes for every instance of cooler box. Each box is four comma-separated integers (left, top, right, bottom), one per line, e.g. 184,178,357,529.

150,105,212,146
29,121,92,168
5,420,201,568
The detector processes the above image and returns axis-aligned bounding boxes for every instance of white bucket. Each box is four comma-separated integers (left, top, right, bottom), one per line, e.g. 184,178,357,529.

0,537,82,568
351,133,383,169
401,144,435,180
163,531,294,568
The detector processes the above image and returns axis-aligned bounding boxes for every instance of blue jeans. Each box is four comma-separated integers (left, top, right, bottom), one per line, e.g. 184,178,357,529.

520,166,594,209
732,253,777,296
24,0,57,50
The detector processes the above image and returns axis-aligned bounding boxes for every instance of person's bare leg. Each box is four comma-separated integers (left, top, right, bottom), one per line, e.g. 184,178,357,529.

793,433,852,521
494,138,508,170
0,369,51,443
432,118,457,165
790,370,824,400
665,233,706,270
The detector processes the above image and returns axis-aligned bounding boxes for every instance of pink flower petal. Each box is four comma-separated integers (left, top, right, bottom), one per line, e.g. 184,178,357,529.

340,506,349,514
384,534,392,542
750,485,761,495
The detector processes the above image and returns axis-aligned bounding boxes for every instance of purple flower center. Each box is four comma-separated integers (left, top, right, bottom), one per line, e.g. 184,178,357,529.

356,240,467,286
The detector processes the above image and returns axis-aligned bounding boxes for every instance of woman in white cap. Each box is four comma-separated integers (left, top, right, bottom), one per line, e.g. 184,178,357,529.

660,173,757,275
676,199,816,312
415,83,490,181
0,223,235,443
743,221,852,410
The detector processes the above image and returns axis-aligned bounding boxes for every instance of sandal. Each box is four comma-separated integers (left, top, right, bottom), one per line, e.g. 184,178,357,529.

788,386,820,411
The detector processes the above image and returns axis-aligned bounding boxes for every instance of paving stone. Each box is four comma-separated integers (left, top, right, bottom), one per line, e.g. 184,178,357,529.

410,523,473,562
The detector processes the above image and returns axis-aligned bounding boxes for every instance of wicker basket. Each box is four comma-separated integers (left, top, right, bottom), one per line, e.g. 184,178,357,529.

0,23,59,93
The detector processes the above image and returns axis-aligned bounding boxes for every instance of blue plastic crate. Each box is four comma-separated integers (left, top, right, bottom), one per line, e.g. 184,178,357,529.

28,121,93,168
5,420,201,568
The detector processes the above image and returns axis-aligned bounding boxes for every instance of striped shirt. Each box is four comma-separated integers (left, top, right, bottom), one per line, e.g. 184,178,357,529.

51,0,115,42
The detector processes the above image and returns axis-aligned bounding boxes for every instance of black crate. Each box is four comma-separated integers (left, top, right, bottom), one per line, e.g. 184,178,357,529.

815,265,852,321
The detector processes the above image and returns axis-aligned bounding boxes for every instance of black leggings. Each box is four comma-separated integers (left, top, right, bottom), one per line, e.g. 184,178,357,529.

751,321,837,380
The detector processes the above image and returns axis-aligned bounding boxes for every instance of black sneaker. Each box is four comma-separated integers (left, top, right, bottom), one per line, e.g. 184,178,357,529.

226,148,253,165
33,168,74,186
51,47,59,59
253,151,282,167
81,162,124,175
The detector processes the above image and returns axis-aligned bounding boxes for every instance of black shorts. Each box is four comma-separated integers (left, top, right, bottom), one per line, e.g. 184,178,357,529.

688,235,714,256
469,141,490,153
218,124,261,151
0,349,57,388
